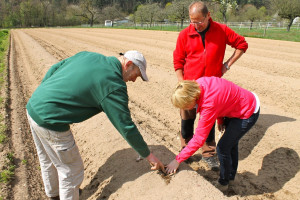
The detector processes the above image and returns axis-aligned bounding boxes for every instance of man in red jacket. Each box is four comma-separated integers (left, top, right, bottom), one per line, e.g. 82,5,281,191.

173,1,248,170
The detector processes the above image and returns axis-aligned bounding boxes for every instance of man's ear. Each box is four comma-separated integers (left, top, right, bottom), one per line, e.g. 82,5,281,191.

207,11,211,18
124,60,133,70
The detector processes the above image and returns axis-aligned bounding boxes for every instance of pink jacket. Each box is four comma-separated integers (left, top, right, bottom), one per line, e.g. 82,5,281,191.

176,77,256,163
173,18,248,80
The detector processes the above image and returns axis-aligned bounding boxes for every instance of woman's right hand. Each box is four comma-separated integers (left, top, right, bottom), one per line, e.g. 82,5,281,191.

166,159,180,174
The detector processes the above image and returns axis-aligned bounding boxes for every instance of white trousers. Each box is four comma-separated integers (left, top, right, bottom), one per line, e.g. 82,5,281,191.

27,112,84,200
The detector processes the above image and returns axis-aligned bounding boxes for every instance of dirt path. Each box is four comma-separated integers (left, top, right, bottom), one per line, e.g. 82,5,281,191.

8,28,300,200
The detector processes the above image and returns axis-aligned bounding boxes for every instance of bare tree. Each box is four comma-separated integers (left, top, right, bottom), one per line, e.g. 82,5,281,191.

76,0,100,27
166,0,192,28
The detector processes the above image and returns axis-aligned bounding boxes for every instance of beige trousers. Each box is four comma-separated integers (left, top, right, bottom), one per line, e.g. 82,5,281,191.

27,112,84,200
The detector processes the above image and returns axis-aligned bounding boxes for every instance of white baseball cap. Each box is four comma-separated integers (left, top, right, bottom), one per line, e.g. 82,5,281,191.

124,50,148,81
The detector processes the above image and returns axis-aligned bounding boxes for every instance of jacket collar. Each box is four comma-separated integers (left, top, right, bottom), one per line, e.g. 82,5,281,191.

188,18,213,36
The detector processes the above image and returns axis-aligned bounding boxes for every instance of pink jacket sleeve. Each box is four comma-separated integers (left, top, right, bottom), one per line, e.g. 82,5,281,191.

176,107,217,163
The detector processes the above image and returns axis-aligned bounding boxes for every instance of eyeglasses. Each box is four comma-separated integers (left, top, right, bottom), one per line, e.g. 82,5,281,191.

190,16,207,25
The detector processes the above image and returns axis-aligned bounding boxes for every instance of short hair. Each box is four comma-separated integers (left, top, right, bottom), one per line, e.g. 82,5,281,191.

189,1,208,16
171,80,200,109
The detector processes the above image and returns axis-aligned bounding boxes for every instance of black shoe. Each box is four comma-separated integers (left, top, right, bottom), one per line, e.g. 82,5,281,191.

202,156,219,171
49,196,60,200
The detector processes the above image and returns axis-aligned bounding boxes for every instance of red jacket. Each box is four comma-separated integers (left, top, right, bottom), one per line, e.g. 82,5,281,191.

175,77,257,163
173,18,248,80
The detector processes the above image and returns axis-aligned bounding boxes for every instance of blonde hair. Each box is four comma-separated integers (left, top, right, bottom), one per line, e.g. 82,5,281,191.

172,80,200,109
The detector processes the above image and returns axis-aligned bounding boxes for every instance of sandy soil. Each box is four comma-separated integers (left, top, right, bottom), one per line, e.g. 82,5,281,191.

6,28,300,200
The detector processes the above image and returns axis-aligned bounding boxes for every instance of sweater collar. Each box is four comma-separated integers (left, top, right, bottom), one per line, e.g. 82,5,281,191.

188,18,213,36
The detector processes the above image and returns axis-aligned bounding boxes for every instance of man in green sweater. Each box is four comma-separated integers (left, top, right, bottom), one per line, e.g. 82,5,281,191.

26,50,165,200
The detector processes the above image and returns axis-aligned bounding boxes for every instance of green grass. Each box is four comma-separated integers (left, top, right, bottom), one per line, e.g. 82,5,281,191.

0,30,9,140
0,133,6,143
232,28,300,42
97,24,300,42
0,169,14,183
0,29,12,186
0,152,15,183
21,159,28,165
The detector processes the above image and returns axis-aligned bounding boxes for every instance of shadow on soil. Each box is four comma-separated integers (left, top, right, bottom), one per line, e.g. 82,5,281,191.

80,114,299,199
232,147,300,197
80,145,191,200
229,114,299,196
239,114,296,160
195,114,299,197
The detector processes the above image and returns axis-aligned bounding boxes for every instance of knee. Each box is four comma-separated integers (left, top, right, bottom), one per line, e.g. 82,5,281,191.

217,143,230,156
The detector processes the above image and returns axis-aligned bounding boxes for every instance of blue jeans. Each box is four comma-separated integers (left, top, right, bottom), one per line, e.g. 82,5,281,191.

217,109,260,185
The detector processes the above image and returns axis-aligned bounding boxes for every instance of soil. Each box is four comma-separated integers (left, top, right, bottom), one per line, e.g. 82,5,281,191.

4,28,300,200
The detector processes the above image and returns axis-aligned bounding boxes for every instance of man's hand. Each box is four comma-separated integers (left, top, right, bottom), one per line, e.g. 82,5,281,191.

166,159,179,174
175,69,184,81
146,153,165,171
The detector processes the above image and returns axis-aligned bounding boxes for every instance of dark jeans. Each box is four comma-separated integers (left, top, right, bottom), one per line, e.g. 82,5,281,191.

217,109,260,185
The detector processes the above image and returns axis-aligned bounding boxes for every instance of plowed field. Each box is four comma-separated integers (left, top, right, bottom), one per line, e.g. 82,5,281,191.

7,28,300,200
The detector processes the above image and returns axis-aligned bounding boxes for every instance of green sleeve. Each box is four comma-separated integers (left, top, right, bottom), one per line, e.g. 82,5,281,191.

42,58,69,83
101,87,150,158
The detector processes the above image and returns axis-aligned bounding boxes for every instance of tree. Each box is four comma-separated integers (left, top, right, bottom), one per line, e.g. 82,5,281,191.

143,3,161,27
40,0,51,26
76,0,99,27
243,4,259,29
135,4,147,27
272,0,300,31
248,0,264,8
65,4,82,26
212,0,238,23
102,4,124,27
20,0,43,27
166,0,192,28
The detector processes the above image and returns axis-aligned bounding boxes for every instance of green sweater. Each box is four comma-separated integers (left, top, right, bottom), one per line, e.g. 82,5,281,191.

26,51,150,158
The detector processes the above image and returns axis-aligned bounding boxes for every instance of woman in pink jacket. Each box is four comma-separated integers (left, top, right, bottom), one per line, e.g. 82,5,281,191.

166,77,260,191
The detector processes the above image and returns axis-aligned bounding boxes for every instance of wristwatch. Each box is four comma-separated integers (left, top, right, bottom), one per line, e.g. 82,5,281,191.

224,63,230,70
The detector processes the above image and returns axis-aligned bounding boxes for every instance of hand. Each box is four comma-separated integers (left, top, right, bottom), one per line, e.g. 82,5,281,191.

166,159,179,174
178,77,184,82
146,153,165,172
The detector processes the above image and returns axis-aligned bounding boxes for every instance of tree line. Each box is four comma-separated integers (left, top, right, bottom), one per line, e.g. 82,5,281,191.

0,0,299,31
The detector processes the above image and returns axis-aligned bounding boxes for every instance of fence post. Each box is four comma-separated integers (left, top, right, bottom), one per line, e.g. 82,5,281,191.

263,25,267,37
